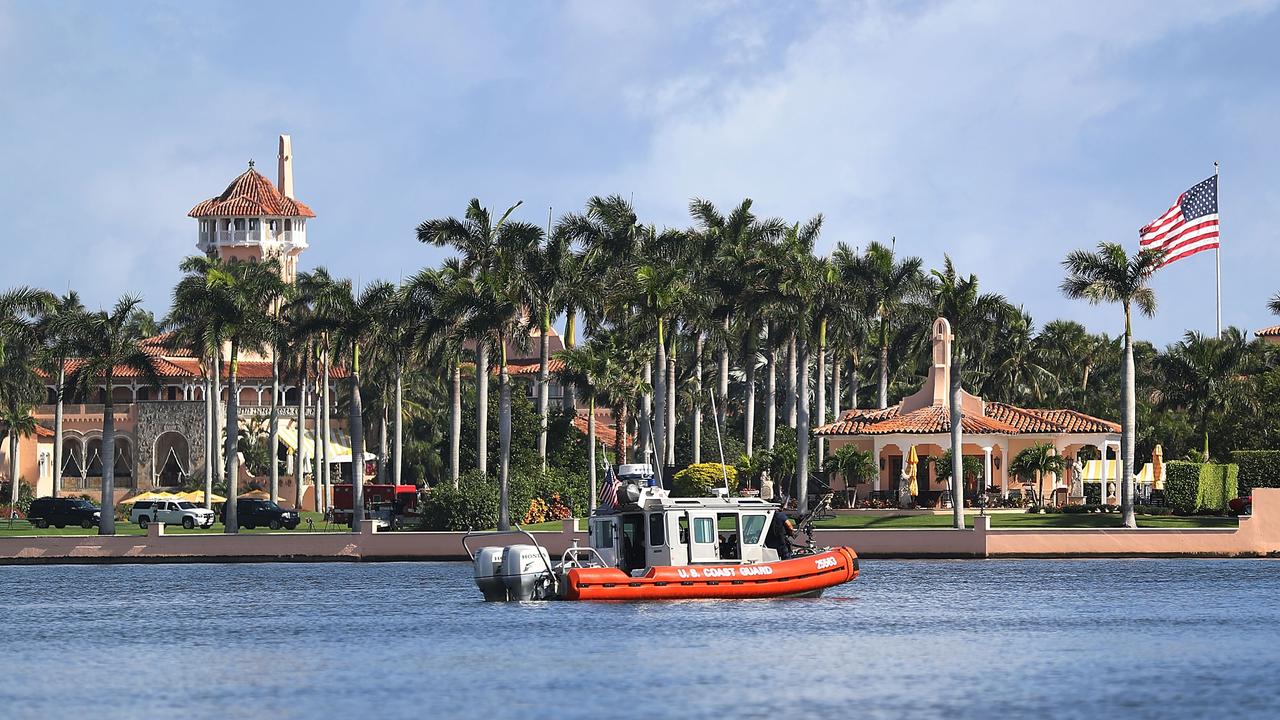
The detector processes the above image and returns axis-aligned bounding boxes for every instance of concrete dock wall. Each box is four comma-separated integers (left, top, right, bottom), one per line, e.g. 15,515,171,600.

2,490,1278,565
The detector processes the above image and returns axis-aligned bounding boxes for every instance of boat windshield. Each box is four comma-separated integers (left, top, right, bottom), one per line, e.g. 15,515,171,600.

742,514,768,544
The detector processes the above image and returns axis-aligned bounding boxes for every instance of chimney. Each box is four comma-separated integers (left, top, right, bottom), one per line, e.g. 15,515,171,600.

278,134,294,199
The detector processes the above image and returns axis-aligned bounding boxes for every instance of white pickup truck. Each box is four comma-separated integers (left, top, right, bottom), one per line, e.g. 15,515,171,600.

130,499,216,529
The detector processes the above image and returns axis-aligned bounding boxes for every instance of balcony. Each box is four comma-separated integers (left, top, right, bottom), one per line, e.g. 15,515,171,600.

199,230,303,248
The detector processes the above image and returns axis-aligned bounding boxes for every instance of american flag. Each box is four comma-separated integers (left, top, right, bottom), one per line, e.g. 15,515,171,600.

1140,174,1219,267
598,465,620,508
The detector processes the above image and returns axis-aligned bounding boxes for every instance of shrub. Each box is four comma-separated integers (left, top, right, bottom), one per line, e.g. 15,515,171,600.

1229,450,1280,494
0,479,35,517
419,471,499,531
672,463,737,498
1165,461,1238,513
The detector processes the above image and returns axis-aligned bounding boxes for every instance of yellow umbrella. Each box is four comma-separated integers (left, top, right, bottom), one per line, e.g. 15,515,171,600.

1152,445,1164,490
239,489,284,502
120,491,179,504
906,446,920,497
178,490,227,504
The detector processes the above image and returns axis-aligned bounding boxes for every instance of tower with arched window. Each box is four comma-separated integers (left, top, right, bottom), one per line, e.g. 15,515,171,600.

187,134,315,283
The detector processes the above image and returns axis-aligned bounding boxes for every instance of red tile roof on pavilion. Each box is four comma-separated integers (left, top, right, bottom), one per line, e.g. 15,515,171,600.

505,359,566,376
1257,324,1280,338
188,167,315,219
815,401,1118,437
571,411,631,449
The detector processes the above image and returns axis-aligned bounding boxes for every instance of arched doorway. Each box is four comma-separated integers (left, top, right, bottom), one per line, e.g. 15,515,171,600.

154,432,191,488
61,436,84,488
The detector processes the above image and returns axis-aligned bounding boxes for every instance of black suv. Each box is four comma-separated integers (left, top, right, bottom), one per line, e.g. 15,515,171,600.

220,499,300,530
27,497,101,529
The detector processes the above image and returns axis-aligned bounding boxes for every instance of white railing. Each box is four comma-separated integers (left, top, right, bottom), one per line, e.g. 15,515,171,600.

199,230,302,246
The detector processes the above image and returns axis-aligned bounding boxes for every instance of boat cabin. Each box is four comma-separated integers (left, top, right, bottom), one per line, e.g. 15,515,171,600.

588,472,783,573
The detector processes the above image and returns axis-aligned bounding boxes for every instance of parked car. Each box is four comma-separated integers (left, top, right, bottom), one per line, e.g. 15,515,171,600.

27,497,100,529
130,499,216,529
220,499,300,530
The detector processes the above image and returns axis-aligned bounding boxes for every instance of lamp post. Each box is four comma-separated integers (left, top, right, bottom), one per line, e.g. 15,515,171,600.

982,446,993,504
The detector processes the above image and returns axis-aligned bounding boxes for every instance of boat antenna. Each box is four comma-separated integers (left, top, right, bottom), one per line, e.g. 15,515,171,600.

644,413,663,488
707,387,730,496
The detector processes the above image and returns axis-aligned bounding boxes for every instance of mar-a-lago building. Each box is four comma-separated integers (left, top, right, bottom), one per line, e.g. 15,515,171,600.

1,136,350,508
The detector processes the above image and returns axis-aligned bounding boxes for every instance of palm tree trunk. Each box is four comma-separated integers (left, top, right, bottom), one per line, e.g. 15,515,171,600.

313,378,323,512
53,367,64,498
744,336,756,458
832,356,842,420
450,362,461,487
796,340,810,514
498,350,512,532
949,354,965,527
99,381,116,535
692,333,703,464
613,405,627,467
563,310,577,411
654,320,666,472
637,361,651,463
786,334,797,428
666,334,677,466
294,370,306,510
213,348,224,485
718,315,730,431
224,341,240,534
476,342,489,475
378,404,388,485
878,336,889,410
588,398,597,514
349,345,367,530
322,350,331,511
850,349,860,409
394,364,403,486
816,319,827,471
766,344,778,450
268,346,280,505
1081,362,1091,392
204,366,214,510
537,309,550,468
1121,305,1137,528
8,429,19,513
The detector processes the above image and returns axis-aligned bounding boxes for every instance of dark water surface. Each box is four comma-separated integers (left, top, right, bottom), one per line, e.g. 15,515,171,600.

1,559,1276,719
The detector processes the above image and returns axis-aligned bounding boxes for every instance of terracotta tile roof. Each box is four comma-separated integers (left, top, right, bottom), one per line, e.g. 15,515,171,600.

188,168,316,218
815,402,1118,436
1257,324,1280,338
505,359,566,376
36,424,54,439
571,411,630,449
140,332,196,358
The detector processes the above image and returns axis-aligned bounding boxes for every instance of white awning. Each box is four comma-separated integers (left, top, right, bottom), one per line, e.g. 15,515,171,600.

274,421,375,464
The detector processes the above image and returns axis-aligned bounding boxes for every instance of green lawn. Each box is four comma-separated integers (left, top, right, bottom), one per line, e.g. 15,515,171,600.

810,512,1238,530
0,511,339,538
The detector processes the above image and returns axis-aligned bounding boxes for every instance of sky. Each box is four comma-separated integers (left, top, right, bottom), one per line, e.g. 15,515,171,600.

1,0,1277,346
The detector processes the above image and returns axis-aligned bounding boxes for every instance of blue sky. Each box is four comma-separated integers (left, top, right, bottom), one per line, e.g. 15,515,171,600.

1,0,1277,345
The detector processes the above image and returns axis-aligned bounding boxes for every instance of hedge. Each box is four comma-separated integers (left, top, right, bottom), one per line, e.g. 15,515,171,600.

672,463,737,498
1164,461,1238,513
1229,450,1280,494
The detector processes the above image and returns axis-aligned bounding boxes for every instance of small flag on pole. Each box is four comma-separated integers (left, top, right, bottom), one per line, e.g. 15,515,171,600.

1140,174,1220,267
598,465,620,509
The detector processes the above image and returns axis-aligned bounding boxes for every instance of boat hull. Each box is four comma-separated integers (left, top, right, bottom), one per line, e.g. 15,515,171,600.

563,547,859,601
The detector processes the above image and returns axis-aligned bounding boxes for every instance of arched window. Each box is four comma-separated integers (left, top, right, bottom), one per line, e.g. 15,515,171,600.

154,432,191,488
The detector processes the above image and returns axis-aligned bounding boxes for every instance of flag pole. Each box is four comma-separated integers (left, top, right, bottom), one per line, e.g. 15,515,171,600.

1215,160,1222,337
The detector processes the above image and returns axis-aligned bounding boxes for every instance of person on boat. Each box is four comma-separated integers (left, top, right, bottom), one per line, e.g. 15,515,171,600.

765,507,796,560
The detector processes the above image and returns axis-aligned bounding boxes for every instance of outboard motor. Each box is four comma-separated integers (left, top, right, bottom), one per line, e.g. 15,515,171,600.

473,546,508,601
501,544,555,601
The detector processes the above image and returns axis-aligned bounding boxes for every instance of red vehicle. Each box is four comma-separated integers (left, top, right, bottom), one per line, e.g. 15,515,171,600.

332,484,420,529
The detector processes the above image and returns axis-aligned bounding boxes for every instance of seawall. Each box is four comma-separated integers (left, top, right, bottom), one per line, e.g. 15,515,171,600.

2,490,1278,565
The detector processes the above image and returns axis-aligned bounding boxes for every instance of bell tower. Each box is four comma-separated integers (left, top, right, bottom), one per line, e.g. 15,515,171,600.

187,134,315,283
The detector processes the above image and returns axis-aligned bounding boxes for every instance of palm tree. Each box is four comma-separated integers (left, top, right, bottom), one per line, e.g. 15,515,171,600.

518,223,571,469
932,256,1006,524
557,339,614,512
853,241,926,409
175,256,286,532
1061,242,1164,528
315,278,396,530
1009,443,1067,507
168,268,229,510
1269,293,1280,316
1154,328,1252,459
35,292,85,498
418,199,531,478
67,296,160,535
983,309,1059,404
829,444,875,505
0,330,43,511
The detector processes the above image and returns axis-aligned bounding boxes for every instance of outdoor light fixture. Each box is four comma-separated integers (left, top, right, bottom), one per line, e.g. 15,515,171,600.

994,457,1001,470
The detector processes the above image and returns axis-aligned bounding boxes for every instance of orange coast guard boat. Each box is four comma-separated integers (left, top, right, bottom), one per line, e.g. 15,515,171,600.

465,464,859,602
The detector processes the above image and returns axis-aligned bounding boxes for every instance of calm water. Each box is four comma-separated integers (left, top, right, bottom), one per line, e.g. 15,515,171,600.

1,559,1276,720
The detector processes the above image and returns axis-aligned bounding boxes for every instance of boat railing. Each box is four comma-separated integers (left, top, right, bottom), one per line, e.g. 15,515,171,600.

461,525,558,593
559,544,609,569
